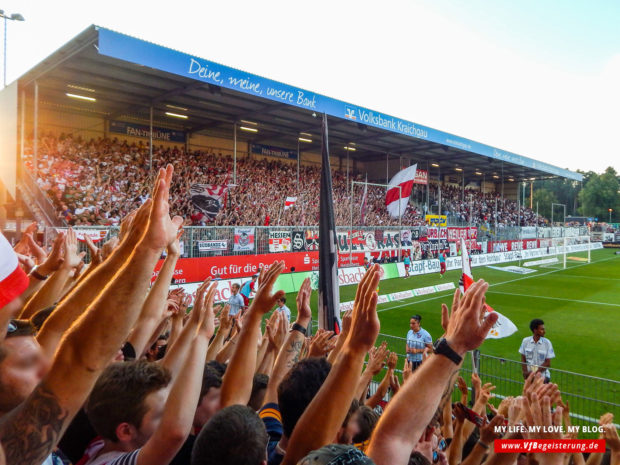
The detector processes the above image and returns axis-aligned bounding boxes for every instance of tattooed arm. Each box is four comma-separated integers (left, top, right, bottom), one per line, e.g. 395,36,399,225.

0,166,182,465
262,278,312,406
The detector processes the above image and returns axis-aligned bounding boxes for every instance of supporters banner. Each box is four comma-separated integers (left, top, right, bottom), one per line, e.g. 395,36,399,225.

336,230,402,252
233,227,255,251
190,184,227,219
414,169,428,185
250,143,297,160
425,215,447,226
427,227,439,240
197,240,227,252
305,230,319,251
55,228,107,243
291,230,306,251
385,164,417,218
447,227,478,242
269,231,292,252
109,120,186,143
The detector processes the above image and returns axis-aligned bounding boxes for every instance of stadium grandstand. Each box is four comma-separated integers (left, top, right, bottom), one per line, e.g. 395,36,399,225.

1,25,582,234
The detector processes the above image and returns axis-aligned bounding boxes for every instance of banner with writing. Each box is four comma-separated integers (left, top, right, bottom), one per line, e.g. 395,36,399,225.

109,120,185,143
250,143,297,160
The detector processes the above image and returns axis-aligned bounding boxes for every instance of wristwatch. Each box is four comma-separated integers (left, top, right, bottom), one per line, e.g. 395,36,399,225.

291,322,307,335
30,265,49,281
433,338,462,365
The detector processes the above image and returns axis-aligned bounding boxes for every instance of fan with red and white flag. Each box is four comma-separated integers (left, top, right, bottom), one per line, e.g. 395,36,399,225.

385,164,417,218
284,196,297,210
459,239,517,339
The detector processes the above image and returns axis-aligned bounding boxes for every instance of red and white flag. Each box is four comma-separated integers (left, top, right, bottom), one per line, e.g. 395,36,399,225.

459,239,517,339
385,164,417,218
0,234,29,309
284,196,297,210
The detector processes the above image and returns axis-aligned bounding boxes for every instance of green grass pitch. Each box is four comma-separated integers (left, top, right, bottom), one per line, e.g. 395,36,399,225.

274,248,620,425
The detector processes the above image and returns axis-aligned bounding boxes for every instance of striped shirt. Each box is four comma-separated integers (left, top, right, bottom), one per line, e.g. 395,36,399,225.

406,328,432,362
519,336,555,379
259,403,284,465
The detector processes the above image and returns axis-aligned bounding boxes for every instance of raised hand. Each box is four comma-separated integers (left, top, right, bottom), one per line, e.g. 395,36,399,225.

84,234,102,266
366,341,389,375
457,376,468,397
387,351,398,370
480,414,505,445
402,359,413,383
346,264,381,353
62,228,86,270
24,232,47,264
308,329,336,358
249,262,285,316
141,165,184,251
38,232,66,276
197,282,218,339
295,277,312,325
523,394,563,440
441,281,497,356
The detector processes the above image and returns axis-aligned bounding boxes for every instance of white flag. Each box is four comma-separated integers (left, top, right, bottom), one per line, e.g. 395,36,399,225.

385,164,417,217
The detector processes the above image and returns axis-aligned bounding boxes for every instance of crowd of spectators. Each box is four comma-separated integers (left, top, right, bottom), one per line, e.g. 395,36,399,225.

1,166,618,465
26,135,544,228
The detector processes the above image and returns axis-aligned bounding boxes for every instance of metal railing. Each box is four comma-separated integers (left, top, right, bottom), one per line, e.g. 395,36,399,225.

21,170,66,227
46,225,592,259
371,332,619,433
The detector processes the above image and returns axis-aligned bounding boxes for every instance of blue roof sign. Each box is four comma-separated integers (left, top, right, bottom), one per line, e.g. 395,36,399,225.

97,27,582,182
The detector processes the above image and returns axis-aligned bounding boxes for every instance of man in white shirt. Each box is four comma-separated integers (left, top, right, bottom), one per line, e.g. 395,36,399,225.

519,318,555,382
227,283,245,317
275,297,291,322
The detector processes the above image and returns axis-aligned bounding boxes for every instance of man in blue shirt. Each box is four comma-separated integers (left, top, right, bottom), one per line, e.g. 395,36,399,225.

240,274,258,307
406,315,432,371
228,283,246,316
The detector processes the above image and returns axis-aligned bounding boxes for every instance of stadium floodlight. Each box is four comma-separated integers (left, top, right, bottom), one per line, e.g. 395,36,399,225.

240,119,257,126
431,163,439,167
166,104,188,111
298,137,312,143
493,175,499,179
344,146,356,151
240,126,258,133
165,111,188,119
66,93,96,102
475,171,482,175
67,84,96,93
455,167,463,172
2,10,25,87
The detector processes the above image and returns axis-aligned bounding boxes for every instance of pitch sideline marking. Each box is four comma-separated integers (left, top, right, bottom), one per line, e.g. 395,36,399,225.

376,254,619,315
485,291,620,308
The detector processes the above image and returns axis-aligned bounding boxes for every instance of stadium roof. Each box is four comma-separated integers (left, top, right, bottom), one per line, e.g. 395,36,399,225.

17,25,583,182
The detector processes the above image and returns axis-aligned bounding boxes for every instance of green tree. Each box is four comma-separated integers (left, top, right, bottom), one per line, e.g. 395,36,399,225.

531,188,558,220
578,167,620,221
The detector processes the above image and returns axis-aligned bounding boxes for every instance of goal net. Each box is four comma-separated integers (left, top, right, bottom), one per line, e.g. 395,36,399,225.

549,235,591,269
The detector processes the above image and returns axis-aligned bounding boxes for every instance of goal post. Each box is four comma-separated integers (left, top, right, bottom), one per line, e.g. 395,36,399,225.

551,235,591,269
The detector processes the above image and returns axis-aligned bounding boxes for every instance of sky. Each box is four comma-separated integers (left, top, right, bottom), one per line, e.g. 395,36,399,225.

2,0,619,174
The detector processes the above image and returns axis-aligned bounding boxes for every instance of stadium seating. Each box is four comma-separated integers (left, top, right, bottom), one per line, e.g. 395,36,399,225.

25,134,546,228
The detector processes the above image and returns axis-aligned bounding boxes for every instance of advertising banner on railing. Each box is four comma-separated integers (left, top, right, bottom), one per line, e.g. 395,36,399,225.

268,231,291,252
197,240,228,252
233,227,255,251
55,228,107,243
336,230,403,252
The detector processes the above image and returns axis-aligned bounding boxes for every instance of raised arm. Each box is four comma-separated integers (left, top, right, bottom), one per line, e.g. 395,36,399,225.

263,278,312,406
0,165,182,465
137,282,217,465
35,210,152,359
282,264,382,465
20,229,85,319
367,281,497,465
126,238,181,357
220,262,286,407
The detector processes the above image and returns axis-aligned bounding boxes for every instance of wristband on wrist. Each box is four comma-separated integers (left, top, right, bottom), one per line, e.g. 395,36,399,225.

477,440,490,450
30,266,49,281
291,322,307,335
